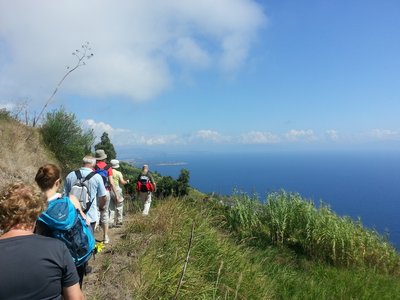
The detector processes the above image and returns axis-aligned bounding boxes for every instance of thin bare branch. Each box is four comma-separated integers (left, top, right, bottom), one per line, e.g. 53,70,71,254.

173,222,195,300
33,42,94,127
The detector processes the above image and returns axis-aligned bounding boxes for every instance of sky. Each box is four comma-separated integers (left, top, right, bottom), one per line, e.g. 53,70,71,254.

1,0,400,154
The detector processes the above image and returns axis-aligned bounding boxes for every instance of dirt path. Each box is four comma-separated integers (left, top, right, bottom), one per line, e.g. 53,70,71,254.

82,214,136,300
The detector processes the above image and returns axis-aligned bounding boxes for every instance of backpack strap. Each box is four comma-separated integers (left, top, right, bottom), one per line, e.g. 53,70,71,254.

80,172,96,214
83,171,96,182
95,164,110,170
75,170,82,180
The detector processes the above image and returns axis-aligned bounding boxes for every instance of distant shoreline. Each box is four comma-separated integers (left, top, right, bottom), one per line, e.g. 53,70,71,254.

155,162,187,166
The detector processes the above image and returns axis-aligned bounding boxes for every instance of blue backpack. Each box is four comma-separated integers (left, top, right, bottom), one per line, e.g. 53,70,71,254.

38,196,95,267
95,164,111,188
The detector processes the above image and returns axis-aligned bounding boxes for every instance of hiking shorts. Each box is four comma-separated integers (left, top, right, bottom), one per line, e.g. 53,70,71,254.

100,191,111,224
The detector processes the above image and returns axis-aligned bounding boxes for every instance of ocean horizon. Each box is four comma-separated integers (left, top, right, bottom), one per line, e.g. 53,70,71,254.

122,150,400,249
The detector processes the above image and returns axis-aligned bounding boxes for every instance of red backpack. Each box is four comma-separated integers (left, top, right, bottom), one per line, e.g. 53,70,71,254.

136,174,155,192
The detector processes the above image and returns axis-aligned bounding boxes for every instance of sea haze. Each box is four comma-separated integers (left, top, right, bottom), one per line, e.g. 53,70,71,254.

127,150,400,249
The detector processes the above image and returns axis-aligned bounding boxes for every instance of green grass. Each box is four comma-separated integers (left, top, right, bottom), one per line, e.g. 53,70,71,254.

222,191,400,274
96,194,400,299
116,199,274,299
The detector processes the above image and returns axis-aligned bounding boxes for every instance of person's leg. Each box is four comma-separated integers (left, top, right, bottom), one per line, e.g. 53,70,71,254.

109,192,116,228
100,191,111,243
76,265,85,288
115,187,124,225
138,192,146,214
116,202,124,225
142,192,152,215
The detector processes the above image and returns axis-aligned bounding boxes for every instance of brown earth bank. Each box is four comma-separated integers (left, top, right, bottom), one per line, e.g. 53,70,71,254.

0,119,57,191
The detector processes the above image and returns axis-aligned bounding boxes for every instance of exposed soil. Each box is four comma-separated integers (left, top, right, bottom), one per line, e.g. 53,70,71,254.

82,213,137,300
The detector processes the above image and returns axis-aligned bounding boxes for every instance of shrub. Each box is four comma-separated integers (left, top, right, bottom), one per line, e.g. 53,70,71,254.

40,107,94,172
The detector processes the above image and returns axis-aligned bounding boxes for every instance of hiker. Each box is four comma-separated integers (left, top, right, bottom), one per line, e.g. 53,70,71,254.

0,183,83,300
109,159,129,227
35,163,89,224
94,149,120,243
64,156,107,232
136,164,156,215
35,163,96,288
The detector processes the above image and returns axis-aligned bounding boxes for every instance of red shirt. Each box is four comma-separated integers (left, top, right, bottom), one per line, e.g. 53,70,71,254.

95,161,113,190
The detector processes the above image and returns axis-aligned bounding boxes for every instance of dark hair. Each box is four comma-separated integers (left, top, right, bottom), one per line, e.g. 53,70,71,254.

35,164,61,191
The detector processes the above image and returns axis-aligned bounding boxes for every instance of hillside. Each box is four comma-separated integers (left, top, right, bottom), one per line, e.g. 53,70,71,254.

83,198,400,299
0,116,57,191
1,117,400,299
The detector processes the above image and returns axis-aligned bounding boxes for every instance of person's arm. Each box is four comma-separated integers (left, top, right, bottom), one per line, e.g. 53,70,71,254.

63,174,72,195
61,243,84,300
96,175,107,210
69,194,89,225
119,173,129,185
149,173,156,191
63,283,84,300
108,174,120,203
98,195,107,211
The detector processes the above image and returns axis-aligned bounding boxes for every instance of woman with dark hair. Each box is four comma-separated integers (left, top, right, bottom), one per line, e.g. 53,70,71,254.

35,164,87,220
0,182,83,299
35,163,92,287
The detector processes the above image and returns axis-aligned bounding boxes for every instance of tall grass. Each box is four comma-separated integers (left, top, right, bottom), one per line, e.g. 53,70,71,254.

90,196,400,299
222,190,400,274
113,199,275,299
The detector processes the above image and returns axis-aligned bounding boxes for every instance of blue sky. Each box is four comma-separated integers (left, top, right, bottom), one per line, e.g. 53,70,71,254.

1,0,400,153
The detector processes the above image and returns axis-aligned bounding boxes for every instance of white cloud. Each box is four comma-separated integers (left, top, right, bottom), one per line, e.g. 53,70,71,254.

240,131,279,144
325,129,339,141
0,0,266,103
84,120,341,148
285,129,318,142
368,129,400,141
83,119,182,146
173,37,211,69
190,129,230,143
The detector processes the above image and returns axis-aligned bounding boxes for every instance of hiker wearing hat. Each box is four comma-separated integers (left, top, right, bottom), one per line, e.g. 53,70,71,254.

136,164,156,216
94,149,120,244
109,159,129,227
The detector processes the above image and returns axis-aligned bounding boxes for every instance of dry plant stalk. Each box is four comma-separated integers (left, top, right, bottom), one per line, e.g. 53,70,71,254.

173,222,195,300
33,42,94,127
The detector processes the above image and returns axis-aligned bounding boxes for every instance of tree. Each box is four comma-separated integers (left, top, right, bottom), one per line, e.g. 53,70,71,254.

41,107,94,172
156,176,177,198
94,132,116,160
176,169,190,197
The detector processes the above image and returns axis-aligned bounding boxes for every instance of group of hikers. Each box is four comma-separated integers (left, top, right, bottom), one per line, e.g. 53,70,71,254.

0,149,156,299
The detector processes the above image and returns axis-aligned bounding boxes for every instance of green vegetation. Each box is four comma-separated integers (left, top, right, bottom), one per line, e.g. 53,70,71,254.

2,107,399,299
94,132,117,160
0,108,16,121
40,107,94,172
91,197,400,299
224,191,400,274
119,163,192,199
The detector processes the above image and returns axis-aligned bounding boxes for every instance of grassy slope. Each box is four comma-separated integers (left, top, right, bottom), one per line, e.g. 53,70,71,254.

88,198,400,300
0,118,58,190
1,118,399,299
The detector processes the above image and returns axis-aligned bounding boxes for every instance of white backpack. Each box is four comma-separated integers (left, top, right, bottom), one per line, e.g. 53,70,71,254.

70,170,96,213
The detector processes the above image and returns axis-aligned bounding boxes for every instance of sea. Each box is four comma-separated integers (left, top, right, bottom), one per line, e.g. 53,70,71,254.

123,150,400,249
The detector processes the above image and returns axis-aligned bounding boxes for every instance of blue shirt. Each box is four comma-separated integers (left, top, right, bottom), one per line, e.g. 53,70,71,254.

64,167,106,223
